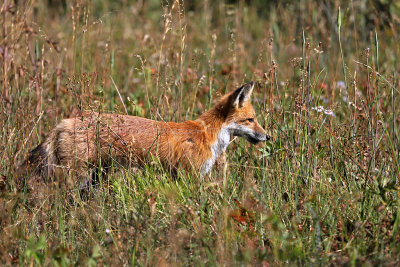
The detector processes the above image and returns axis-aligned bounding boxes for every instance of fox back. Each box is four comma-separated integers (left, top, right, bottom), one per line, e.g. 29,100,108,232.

25,81,269,182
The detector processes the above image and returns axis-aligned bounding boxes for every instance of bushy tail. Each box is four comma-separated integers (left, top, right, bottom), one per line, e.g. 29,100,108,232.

27,143,49,175
18,131,58,189
15,143,45,190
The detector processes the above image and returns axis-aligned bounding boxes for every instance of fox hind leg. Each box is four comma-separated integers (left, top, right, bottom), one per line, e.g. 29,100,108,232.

79,165,110,200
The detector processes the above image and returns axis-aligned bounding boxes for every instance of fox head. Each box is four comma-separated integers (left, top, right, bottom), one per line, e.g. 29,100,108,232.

224,81,270,144
199,81,270,146
201,81,268,145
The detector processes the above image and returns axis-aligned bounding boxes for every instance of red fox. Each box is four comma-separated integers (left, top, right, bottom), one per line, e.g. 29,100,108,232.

26,81,269,182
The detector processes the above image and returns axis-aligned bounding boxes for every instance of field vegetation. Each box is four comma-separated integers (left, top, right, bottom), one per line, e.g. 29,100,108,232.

1,0,400,265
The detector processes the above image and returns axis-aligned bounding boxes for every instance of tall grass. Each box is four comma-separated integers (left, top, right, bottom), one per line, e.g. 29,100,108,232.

1,0,399,265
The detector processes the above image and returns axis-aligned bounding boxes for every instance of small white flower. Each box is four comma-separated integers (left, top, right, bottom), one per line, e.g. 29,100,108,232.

105,228,111,234
324,110,335,117
311,106,335,117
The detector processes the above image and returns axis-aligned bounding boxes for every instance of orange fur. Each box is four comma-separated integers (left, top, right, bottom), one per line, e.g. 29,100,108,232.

26,82,269,180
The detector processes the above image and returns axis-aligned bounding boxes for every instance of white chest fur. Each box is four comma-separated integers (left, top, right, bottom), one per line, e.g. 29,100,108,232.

200,125,231,175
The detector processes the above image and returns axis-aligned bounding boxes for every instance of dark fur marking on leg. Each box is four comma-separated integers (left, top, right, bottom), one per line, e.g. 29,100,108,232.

79,166,110,200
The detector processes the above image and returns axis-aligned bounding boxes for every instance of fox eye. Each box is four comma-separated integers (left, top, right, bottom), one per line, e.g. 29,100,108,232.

247,118,254,122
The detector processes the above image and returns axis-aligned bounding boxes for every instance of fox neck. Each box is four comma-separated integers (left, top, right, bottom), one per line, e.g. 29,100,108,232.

197,104,232,175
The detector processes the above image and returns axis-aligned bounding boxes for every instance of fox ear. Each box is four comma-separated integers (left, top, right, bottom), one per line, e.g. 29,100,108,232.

232,81,254,108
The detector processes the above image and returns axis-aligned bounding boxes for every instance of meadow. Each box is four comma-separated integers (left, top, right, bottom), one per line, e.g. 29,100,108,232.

1,0,400,265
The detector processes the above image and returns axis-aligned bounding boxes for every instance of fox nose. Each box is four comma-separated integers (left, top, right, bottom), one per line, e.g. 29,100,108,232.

265,135,271,141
